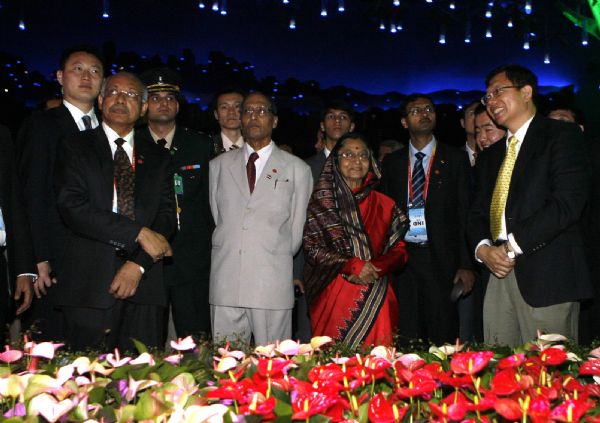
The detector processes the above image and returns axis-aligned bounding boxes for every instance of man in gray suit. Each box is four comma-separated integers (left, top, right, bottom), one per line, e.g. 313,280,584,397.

209,92,313,345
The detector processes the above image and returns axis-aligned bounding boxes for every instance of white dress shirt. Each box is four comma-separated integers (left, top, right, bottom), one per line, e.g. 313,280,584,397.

244,141,274,182
63,100,99,131
221,132,244,151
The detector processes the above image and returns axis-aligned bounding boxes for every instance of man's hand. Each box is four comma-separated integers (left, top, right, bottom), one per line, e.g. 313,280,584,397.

109,261,143,299
14,275,34,315
453,268,477,294
34,261,57,298
136,227,172,262
476,244,515,278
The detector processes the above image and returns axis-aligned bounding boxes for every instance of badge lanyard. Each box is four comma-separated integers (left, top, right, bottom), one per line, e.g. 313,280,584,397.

407,145,436,205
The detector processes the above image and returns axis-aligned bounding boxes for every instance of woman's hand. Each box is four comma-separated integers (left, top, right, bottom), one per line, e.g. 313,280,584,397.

358,261,381,284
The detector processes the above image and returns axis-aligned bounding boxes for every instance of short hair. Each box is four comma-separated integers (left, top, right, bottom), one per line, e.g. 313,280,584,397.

59,44,104,72
210,87,246,113
101,71,148,103
547,105,585,126
401,93,435,117
379,139,402,151
485,64,538,101
320,100,355,122
243,91,278,116
462,101,480,118
473,103,488,118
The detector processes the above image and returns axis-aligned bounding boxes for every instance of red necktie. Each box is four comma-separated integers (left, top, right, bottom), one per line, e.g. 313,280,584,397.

246,152,259,194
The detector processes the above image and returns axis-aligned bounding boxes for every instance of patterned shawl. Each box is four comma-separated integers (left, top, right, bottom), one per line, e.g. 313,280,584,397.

303,145,408,348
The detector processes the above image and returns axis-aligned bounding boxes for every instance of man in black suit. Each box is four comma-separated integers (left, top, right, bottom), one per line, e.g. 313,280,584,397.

0,125,36,339
210,89,245,157
380,94,475,345
17,45,104,341
138,68,213,339
468,65,592,346
55,71,175,351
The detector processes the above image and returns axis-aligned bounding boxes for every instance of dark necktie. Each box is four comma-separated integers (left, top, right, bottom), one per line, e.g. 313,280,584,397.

411,152,426,207
114,138,135,220
157,138,167,149
81,115,92,130
230,144,239,150
246,152,259,194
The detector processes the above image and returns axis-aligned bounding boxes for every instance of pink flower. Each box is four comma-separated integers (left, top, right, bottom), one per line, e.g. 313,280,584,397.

28,393,75,423
170,335,196,351
105,349,131,367
130,352,155,366
0,346,23,363
25,341,63,359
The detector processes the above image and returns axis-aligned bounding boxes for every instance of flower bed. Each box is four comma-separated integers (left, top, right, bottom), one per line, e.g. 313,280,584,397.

1,334,600,422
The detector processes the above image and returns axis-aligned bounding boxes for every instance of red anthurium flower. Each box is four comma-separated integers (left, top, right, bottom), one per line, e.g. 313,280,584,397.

497,353,526,370
549,399,594,422
205,379,256,403
437,371,474,389
585,383,600,398
291,391,338,420
528,395,551,423
429,400,468,421
494,398,523,420
422,362,444,379
395,371,437,399
368,393,408,423
308,363,345,383
256,358,294,378
523,356,543,378
238,393,277,418
363,357,393,379
540,347,568,366
580,359,600,376
465,391,497,412
491,368,533,396
450,351,494,375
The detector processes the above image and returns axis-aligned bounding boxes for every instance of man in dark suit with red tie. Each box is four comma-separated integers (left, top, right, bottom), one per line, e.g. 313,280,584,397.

468,64,592,346
55,72,175,351
17,45,104,341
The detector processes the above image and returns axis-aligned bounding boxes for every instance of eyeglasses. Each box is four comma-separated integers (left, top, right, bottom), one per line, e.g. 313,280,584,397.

481,85,520,105
324,113,350,121
105,88,141,99
408,105,435,116
338,151,370,161
242,106,272,117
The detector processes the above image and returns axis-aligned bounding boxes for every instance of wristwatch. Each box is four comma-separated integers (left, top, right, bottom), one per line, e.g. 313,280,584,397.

503,242,516,259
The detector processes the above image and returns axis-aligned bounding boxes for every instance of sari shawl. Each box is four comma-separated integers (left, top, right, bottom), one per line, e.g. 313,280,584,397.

303,149,408,348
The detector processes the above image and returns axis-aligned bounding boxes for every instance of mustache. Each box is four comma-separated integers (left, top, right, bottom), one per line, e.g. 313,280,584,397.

109,104,128,113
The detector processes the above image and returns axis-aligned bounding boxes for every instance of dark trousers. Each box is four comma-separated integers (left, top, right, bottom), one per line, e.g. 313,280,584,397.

394,244,458,346
63,301,164,352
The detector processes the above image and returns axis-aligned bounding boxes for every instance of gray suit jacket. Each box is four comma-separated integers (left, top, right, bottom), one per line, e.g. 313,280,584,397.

209,144,313,309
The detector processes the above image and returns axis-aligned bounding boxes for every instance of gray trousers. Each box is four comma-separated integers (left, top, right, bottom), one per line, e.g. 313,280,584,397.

484,270,579,347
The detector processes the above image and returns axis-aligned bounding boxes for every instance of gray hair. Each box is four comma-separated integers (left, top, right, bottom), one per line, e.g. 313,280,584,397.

100,71,148,103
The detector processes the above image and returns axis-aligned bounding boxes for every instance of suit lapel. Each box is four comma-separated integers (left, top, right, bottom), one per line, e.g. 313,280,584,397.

510,115,541,191
427,143,447,205
55,104,81,134
253,145,286,198
92,127,114,209
228,149,251,201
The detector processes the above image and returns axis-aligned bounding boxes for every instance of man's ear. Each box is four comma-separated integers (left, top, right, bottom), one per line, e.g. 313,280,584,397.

401,117,408,129
272,116,278,129
56,70,64,86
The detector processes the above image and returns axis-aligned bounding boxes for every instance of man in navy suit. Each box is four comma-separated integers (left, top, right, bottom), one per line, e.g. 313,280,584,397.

468,64,592,346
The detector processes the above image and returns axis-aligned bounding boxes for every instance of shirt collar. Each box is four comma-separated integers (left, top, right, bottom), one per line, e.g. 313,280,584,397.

408,136,437,158
103,122,134,147
244,140,274,161
63,99,96,122
507,114,535,144
149,125,176,148
221,132,244,150
323,147,331,158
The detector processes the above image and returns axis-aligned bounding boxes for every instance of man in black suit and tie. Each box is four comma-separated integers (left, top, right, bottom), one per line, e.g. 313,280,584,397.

380,94,475,345
0,125,36,339
55,71,175,351
138,68,213,339
468,64,592,346
17,45,104,341
210,89,245,157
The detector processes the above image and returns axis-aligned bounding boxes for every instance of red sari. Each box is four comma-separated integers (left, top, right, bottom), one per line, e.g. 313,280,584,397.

309,189,408,346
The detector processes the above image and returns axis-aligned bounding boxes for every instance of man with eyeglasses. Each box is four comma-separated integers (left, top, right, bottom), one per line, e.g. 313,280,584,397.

209,91,312,345
292,100,356,342
17,44,104,342
380,93,474,346
138,68,213,341
55,71,175,351
468,64,592,347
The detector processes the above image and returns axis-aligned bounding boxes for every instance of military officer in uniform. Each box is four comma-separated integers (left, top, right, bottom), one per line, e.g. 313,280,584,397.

139,68,213,338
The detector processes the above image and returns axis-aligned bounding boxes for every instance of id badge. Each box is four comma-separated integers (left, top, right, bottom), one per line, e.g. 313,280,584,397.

405,207,427,242
174,174,184,195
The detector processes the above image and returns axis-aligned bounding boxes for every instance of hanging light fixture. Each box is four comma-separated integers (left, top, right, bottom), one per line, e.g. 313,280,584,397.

338,0,345,12
321,0,328,16
523,33,530,49
102,0,110,18
393,0,400,5
211,1,219,12
464,20,471,43
544,53,550,64
220,0,227,15
289,18,296,29
525,0,532,15
198,1,205,8
18,19,26,30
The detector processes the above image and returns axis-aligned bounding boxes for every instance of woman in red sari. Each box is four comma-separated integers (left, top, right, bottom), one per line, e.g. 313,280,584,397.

303,133,408,348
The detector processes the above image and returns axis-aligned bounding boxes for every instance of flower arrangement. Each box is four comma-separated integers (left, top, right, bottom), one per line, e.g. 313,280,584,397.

1,334,600,422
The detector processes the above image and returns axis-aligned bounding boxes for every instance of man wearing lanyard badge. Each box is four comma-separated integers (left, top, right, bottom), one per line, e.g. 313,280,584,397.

380,93,474,345
139,68,213,340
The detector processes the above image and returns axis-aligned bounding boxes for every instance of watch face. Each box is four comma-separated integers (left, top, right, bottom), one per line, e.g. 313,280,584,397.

507,251,516,259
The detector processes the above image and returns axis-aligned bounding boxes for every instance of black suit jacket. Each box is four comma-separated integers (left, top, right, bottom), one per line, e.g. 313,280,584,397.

55,126,176,308
305,150,327,182
380,141,473,283
468,115,592,307
137,126,213,285
0,125,36,293
17,104,80,270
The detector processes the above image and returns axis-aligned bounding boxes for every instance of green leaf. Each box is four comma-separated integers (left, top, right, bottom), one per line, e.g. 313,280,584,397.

131,338,148,354
23,375,59,400
358,402,369,423
309,414,331,423
88,386,106,404
274,397,293,418
134,390,168,420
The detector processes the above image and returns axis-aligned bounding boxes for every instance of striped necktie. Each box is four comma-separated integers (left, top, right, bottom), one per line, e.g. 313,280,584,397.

81,115,92,130
490,136,519,241
411,152,426,207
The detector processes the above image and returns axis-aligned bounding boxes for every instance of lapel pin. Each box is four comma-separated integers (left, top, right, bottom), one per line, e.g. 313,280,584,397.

266,174,272,179
434,170,440,175
272,168,277,173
